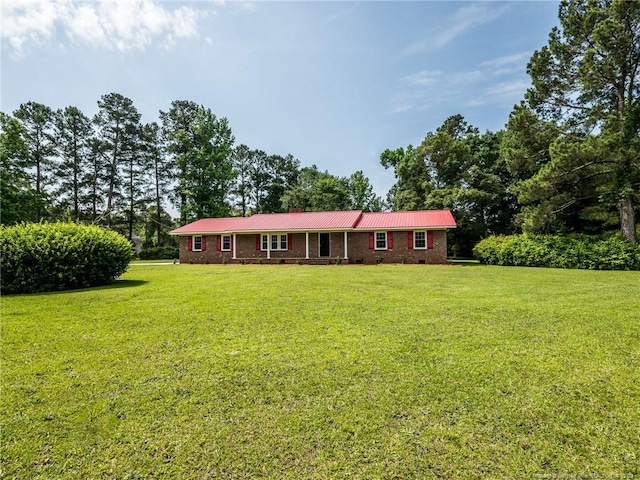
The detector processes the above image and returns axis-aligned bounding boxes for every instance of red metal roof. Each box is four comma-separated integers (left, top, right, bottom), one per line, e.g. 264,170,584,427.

237,210,364,232
170,217,245,234
354,210,456,229
170,210,456,234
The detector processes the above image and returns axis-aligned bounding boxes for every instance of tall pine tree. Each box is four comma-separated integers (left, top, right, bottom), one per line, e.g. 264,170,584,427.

13,102,56,221
54,106,93,221
513,0,639,243
93,93,141,227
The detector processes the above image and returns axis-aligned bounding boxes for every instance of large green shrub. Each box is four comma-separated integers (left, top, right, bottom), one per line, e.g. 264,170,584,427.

1,222,132,294
473,234,640,270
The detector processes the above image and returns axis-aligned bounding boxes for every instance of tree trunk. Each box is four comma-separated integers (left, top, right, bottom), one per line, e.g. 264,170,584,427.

620,196,637,244
128,156,134,241
73,138,79,221
155,159,162,247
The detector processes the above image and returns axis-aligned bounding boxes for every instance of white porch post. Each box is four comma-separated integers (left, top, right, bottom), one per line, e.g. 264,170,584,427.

344,231,348,259
232,234,236,259
267,233,271,259
305,232,309,259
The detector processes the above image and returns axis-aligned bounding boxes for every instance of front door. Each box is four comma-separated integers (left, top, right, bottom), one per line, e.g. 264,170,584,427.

319,233,331,257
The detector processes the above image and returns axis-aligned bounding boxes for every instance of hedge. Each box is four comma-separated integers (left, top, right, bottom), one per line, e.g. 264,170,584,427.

1,222,132,294
473,234,640,270
138,245,179,260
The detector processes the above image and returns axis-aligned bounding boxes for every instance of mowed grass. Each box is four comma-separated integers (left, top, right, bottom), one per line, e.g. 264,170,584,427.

2,264,639,479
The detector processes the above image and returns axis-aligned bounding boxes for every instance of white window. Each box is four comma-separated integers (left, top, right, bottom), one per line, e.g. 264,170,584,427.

375,232,387,250
222,235,231,251
414,231,426,249
193,235,203,251
261,233,288,251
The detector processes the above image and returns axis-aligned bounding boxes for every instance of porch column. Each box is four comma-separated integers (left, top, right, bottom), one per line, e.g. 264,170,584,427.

232,234,236,259
267,233,271,259
305,232,309,259
344,231,348,259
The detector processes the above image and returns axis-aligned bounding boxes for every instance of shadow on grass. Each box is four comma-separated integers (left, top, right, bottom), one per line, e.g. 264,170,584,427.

100,279,148,290
2,279,148,297
447,259,482,266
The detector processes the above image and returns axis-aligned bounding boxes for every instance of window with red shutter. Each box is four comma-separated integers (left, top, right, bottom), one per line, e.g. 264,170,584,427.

202,236,207,251
414,231,426,249
216,235,221,251
388,232,394,249
427,231,434,249
221,235,231,251
369,232,374,249
188,236,193,251
375,232,387,250
256,234,261,250
408,231,413,249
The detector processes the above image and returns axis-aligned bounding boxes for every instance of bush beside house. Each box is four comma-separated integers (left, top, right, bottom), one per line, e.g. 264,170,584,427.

473,234,640,270
0,222,132,294
138,245,179,260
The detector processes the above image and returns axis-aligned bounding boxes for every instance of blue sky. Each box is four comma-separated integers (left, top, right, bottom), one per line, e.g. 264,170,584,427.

1,0,560,199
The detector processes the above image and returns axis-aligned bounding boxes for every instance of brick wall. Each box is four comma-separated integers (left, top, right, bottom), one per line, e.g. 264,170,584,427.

346,231,447,264
178,230,448,264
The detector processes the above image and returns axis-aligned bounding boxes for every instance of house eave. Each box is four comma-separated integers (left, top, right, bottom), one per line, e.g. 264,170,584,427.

171,225,456,236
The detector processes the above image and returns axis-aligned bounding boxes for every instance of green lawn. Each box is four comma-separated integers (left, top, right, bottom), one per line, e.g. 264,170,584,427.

2,264,639,479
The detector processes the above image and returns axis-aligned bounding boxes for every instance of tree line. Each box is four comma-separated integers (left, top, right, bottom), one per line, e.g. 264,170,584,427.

1,0,638,256
381,0,639,254
1,96,383,248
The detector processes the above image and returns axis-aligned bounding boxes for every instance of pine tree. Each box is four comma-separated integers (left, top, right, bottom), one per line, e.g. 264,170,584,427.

93,93,141,227
142,122,173,245
514,0,640,242
13,102,56,221
54,106,93,220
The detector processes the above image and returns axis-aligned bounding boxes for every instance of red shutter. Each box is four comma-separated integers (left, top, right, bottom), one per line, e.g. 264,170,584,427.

188,236,193,251
408,231,413,249
369,232,374,249
427,231,434,249
256,234,261,250
202,236,207,251
388,232,394,249
288,233,293,250
216,235,221,251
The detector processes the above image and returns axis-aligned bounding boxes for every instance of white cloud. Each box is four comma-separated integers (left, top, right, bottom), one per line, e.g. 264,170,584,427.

392,64,529,114
437,3,509,47
1,0,205,55
466,80,531,107
401,2,510,56
401,70,442,87
450,70,484,85
480,51,531,68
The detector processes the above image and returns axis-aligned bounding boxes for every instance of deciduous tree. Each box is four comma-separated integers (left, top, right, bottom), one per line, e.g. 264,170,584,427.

0,113,34,225
182,107,235,220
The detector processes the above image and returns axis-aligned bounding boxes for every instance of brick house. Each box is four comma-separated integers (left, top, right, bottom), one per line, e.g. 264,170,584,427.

170,210,456,264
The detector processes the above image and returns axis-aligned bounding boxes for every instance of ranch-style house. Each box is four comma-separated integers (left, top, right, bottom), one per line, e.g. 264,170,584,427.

170,209,456,264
